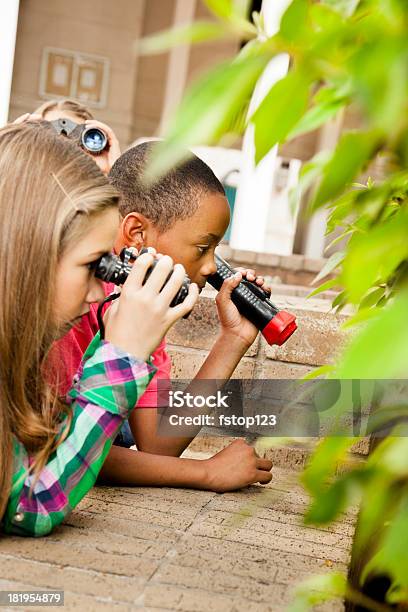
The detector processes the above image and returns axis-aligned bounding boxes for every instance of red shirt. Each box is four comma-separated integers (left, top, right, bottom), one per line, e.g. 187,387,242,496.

51,283,171,407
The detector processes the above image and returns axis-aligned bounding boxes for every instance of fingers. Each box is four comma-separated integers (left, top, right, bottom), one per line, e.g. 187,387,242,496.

158,263,187,303
217,271,242,300
143,255,174,293
124,252,155,288
170,282,199,319
256,469,273,484
234,267,271,292
256,457,273,471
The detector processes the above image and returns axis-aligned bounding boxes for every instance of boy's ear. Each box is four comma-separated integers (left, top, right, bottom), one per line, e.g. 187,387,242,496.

120,212,148,251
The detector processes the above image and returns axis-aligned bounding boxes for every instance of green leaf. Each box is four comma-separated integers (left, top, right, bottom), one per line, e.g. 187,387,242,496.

137,22,230,55
355,472,395,551
378,436,408,477
289,573,347,611
288,98,346,140
288,80,352,140
303,436,358,496
252,70,311,163
203,0,255,33
146,53,269,180
351,36,408,134
280,0,310,44
312,251,345,285
337,290,408,378
312,130,381,209
358,287,386,311
341,307,380,330
307,278,338,298
321,0,361,17
306,467,368,524
301,365,336,381
324,228,354,252
341,209,408,303
362,493,408,603
326,191,359,233
204,0,250,19
332,289,348,311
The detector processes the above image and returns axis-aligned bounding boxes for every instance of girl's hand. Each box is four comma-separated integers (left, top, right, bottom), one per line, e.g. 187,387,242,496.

202,439,273,492
104,252,199,361
215,268,271,348
84,119,121,175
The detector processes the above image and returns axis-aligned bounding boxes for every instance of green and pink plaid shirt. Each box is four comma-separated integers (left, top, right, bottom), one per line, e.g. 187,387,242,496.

2,333,155,537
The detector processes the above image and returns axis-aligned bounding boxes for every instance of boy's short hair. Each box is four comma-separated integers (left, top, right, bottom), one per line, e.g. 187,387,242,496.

109,141,225,231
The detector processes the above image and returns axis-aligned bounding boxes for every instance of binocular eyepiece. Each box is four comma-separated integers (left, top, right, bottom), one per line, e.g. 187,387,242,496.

94,248,190,308
50,118,108,155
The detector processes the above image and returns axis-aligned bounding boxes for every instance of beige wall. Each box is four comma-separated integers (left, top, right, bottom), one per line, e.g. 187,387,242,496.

131,0,240,142
187,1,240,85
9,0,145,146
131,0,175,141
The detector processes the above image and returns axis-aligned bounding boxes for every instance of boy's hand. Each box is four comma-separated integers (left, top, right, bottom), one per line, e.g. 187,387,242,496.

84,119,121,175
215,267,271,348
202,439,272,492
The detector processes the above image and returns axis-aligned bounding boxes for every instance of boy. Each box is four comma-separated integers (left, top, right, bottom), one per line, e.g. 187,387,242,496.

55,141,273,492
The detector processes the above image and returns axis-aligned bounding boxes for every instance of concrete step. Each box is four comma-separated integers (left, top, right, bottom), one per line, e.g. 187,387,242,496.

217,244,328,286
167,287,351,377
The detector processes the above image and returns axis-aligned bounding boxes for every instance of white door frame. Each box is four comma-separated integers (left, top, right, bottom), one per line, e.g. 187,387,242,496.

0,0,20,126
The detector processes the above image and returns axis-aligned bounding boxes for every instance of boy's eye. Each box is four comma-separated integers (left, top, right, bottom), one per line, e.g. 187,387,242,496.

197,245,210,256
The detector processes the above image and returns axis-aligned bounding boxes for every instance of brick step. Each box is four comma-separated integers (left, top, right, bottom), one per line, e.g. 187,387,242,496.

217,244,328,286
268,282,339,301
167,287,351,378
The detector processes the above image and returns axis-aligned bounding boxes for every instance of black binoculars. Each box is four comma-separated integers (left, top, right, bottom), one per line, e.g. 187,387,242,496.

94,248,297,346
50,118,108,155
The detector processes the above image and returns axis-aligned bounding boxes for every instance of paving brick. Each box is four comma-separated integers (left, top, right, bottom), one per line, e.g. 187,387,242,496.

0,555,146,602
153,563,288,605
0,581,132,612
187,523,350,564
63,511,180,544
177,589,236,611
0,460,356,612
142,585,184,609
0,538,158,578
77,497,196,531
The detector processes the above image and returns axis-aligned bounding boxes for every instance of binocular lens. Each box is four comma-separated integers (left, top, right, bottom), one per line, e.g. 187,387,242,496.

82,128,107,153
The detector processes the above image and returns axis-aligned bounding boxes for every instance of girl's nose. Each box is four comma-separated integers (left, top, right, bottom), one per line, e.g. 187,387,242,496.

86,277,106,304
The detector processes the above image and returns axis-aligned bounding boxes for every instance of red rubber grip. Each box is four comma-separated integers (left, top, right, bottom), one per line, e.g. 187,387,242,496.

261,310,297,346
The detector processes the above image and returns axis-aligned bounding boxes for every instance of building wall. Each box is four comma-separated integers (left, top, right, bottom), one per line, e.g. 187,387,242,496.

130,0,175,141
9,0,146,145
187,1,240,84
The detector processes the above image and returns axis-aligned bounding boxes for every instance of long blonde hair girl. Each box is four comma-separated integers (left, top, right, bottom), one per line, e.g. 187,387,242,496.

0,121,118,521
